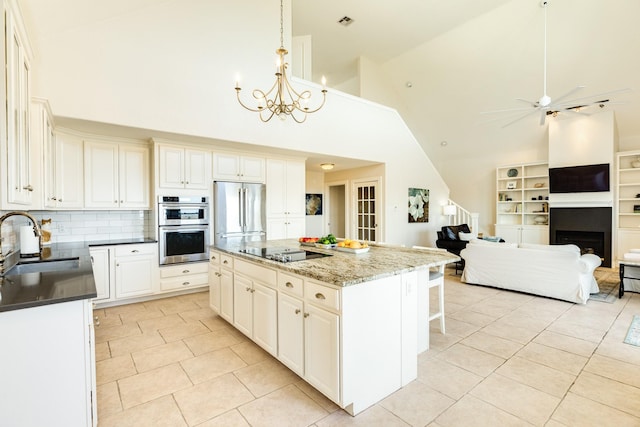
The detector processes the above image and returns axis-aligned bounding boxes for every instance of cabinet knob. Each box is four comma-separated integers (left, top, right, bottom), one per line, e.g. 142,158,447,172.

120,200,123,203
182,270,190,274
295,309,301,314
59,198,63,202
114,200,118,203
215,272,221,277
315,293,326,300
186,181,190,184
22,185,33,191
90,256,94,264
246,287,251,292
223,260,229,264
303,313,309,318
182,281,190,286
211,256,217,260
285,282,293,288
131,249,139,253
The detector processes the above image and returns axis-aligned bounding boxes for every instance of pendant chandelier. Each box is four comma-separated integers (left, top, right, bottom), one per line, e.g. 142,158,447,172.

235,0,327,123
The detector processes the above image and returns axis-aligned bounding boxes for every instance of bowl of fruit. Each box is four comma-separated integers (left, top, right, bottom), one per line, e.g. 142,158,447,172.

314,234,338,249
298,237,319,246
336,239,370,254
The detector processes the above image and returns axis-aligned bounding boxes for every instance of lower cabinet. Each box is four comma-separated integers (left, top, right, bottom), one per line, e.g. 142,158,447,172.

159,262,208,292
233,273,278,355
495,224,548,245
89,248,110,300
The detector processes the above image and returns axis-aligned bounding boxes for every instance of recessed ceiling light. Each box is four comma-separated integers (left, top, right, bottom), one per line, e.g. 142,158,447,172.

338,16,354,26
320,163,335,170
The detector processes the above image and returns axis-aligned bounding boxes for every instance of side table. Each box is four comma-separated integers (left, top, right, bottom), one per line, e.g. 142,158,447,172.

618,260,640,298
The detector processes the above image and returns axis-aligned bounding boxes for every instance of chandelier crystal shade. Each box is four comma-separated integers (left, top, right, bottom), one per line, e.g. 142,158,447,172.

235,0,327,123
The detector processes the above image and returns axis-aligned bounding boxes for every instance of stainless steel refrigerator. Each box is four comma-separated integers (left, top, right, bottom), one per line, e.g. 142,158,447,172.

213,181,266,244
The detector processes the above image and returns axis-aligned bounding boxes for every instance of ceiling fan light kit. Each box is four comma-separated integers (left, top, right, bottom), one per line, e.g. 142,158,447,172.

482,0,629,127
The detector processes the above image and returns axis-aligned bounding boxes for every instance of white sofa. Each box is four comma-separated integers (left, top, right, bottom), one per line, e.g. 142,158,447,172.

460,240,602,304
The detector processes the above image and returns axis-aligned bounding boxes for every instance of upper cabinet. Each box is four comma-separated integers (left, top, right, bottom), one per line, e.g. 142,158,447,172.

45,131,84,209
2,0,34,208
266,158,306,239
157,144,211,190
213,153,265,183
84,140,150,209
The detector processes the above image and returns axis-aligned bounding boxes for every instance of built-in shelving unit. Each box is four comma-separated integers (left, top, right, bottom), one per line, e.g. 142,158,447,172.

616,151,640,257
495,162,549,244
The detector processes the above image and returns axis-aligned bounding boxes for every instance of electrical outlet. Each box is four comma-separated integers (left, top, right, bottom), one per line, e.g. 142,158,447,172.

57,223,66,233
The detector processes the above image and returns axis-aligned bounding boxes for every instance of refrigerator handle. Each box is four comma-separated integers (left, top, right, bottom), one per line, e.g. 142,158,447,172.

238,188,243,228
243,188,248,229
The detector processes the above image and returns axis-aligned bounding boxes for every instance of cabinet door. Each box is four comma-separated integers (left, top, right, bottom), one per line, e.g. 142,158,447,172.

119,144,150,208
184,149,211,189
284,161,305,216
522,225,549,245
115,255,154,298
240,156,265,182
278,292,304,375
266,159,287,216
233,274,253,337
158,145,185,188
89,248,110,301
55,133,84,209
213,153,241,180
219,268,234,323
266,218,288,240
494,225,521,244
84,141,119,208
304,304,340,402
286,217,306,239
209,265,221,313
252,281,277,356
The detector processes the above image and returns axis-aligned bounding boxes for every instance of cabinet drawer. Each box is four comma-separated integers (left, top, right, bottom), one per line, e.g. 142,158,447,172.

235,258,276,287
278,272,303,297
114,243,156,257
160,262,208,279
160,273,209,291
220,254,234,269
305,281,340,311
209,251,221,266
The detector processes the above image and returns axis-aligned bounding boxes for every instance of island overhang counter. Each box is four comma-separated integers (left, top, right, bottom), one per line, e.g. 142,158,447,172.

209,239,459,415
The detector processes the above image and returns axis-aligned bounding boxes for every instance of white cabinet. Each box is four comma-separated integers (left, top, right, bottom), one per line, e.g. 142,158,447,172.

28,98,52,210
209,250,234,323
495,224,548,245
213,153,265,182
159,261,208,292
4,2,33,206
158,144,211,190
277,292,305,375
208,253,221,313
84,141,150,209
0,299,96,427
616,152,640,259
304,302,340,402
114,244,157,299
266,158,306,239
45,132,84,209
233,273,278,355
219,267,234,322
89,248,110,301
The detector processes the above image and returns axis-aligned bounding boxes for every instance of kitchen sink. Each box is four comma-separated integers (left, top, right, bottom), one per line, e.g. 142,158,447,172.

6,258,80,275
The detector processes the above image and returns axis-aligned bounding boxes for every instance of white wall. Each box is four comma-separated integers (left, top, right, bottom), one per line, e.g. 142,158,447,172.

24,0,450,247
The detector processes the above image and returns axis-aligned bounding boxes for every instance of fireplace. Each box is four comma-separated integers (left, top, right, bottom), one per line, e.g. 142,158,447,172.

549,207,612,267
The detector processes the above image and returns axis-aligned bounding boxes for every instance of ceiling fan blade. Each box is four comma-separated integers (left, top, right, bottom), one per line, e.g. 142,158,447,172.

480,106,535,115
550,86,585,106
539,111,546,126
515,98,539,107
553,88,631,108
501,108,540,128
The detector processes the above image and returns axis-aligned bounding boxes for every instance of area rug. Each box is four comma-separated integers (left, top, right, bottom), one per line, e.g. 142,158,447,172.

591,269,619,304
624,315,640,346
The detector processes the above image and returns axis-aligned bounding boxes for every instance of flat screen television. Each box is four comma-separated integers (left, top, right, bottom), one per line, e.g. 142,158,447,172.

549,163,610,193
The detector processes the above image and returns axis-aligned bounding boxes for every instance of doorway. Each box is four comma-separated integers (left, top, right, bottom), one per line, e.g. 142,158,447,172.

353,179,381,242
326,181,347,238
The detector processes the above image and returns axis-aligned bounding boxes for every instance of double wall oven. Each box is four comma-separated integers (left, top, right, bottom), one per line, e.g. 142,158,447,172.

158,196,210,265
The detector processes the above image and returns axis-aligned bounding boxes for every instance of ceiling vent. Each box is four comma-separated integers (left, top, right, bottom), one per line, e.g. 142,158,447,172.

338,16,354,26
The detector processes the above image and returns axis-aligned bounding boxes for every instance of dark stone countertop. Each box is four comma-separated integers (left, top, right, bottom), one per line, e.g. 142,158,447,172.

0,238,157,313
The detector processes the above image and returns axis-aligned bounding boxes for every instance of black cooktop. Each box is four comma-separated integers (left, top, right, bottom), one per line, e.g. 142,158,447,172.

238,247,332,263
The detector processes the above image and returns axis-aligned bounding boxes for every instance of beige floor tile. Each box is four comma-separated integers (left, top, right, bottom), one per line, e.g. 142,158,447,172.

145,298,201,315
234,358,301,397
181,347,247,384
108,330,166,357
95,341,111,361
200,315,234,332
177,291,210,308
137,313,187,333
196,409,250,427
118,363,192,409
584,353,640,388
460,331,523,359
480,320,539,345
427,330,462,352
183,328,243,356
97,394,187,427
497,311,553,333
173,373,254,426
435,394,530,427
158,320,210,342
103,301,147,316
439,317,481,338
294,380,341,413
551,392,640,427
546,319,606,343
96,381,122,419
466,300,516,318
95,322,142,344
435,343,506,377
570,371,640,417
230,340,272,365
517,342,588,376
495,356,575,398
596,337,640,367
532,330,598,357
379,380,454,426
447,309,497,327
470,373,560,426
94,310,123,328
316,404,410,427
131,340,194,372
96,354,137,385
178,306,217,322
417,357,483,400
118,308,165,324
239,384,329,427
557,307,618,332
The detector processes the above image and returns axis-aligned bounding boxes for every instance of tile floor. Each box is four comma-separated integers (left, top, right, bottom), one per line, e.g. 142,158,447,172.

94,267,640,426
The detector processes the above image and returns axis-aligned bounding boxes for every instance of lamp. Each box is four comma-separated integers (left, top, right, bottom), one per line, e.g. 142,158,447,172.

320,163,334,170
235,0,327,123
443,205,457,216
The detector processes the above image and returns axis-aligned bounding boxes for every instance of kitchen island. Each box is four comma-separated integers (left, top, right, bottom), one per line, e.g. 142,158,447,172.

210,239,458,415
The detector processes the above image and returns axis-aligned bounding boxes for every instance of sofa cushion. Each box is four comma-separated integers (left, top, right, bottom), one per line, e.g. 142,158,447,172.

458,231,477,241
519,243,580,253
441,224,471,240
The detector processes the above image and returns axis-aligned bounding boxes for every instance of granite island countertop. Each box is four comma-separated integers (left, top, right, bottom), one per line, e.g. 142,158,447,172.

0,238,157,312
213,239,460,287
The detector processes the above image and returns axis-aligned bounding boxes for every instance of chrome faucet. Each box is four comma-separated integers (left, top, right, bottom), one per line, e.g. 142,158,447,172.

0,211,43,275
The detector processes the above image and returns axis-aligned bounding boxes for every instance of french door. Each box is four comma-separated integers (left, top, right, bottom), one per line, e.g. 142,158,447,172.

353,179,380,242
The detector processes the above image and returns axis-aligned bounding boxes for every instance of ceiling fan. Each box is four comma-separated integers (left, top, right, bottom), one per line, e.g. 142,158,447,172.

483,0,629,127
